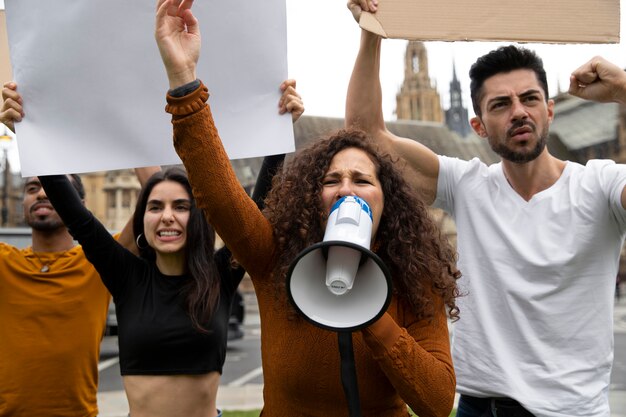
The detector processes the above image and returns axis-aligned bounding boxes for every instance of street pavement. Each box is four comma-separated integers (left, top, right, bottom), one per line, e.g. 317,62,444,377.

97,294,626,417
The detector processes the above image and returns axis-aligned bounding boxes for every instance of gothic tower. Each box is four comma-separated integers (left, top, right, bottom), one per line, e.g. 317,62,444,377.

395,41,444,123
444,61,470,138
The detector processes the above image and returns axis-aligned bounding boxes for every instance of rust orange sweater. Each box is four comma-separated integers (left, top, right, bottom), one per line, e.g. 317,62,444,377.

166,83,455,417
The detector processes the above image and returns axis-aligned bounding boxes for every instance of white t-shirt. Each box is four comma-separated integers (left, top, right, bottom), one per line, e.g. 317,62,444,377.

436,156,626,417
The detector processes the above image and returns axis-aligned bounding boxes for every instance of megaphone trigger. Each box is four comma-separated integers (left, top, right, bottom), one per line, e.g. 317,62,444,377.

320,245,369,266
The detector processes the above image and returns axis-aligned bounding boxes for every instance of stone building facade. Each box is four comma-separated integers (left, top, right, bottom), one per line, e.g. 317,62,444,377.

395,41,444,123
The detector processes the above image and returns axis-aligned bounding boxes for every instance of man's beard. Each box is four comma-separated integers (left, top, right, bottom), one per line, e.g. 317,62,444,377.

489,120,548,164
27,216,64,232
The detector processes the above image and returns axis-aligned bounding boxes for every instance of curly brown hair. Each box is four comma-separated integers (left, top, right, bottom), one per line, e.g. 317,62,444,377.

264,129,460,321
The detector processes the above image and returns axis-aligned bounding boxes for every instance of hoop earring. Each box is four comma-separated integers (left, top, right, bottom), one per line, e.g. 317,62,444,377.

136,233,148,250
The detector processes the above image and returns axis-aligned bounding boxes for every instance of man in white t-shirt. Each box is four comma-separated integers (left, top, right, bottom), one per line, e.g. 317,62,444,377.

345,2,626,416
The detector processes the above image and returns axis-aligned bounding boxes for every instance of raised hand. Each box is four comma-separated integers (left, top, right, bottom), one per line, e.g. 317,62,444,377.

155,0,200,89
278,79,304,123
347,0,378,23
1,82,24,133
568,56,626,105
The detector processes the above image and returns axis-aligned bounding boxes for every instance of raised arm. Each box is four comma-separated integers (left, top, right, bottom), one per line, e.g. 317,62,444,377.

252,154,284,210
155,0,199,89
116,166,162,253
345,2,388,144
569,57,626,209
218,81,301,284
345,1,440,204
155,0,278,277
38,175,130,295
135,166,162,186
568,56,626,105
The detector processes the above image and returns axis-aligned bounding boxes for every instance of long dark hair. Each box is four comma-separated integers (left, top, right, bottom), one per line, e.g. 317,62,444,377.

265,129,460,321
133,167,220,333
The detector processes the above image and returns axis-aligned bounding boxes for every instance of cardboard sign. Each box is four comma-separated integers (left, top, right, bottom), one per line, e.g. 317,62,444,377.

0,11,11,85
360,0,620,43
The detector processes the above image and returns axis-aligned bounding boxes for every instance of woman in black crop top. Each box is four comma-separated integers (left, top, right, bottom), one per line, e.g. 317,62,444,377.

40,168,235,417
38,89,302,417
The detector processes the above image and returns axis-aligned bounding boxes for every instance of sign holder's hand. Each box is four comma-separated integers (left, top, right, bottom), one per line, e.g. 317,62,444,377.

1,82,24,133
347,0,378,23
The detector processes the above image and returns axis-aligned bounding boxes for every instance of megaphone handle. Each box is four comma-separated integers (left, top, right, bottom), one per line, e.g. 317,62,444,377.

338,331,362,417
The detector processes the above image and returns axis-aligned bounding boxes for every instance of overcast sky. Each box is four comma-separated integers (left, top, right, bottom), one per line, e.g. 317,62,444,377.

2,0,626,171
286,0,626,120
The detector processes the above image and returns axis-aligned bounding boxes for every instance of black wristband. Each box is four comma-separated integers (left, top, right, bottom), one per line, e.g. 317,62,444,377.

168,79,202,98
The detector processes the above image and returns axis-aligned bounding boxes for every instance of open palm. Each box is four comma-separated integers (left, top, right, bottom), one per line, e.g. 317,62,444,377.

155,0,200,88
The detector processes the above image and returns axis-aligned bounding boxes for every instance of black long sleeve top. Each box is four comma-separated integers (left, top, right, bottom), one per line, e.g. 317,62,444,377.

39,175,241,375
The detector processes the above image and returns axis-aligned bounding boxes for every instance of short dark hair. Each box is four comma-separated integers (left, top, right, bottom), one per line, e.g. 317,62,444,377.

469,45,549,116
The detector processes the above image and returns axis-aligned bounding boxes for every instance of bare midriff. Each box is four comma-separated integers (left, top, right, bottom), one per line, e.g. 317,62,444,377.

123,372,220,417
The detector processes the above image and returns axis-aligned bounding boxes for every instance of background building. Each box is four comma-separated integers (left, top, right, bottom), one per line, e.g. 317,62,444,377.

444,63,471,138
396,41,444,123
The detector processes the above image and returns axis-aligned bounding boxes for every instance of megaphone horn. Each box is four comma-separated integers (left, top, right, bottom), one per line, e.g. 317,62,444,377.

286,196,392,332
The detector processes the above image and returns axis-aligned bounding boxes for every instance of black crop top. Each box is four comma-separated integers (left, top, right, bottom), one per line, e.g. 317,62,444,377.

40,175,242,375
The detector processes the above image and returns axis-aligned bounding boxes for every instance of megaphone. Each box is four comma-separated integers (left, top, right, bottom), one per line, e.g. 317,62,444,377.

286,196,393,417
286,195,392,332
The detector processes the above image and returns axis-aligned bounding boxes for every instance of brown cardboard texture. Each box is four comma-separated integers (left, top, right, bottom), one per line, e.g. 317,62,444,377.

359,0,620,44
0,11,11,84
